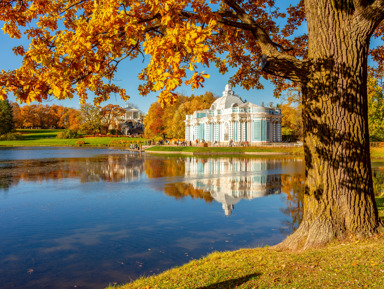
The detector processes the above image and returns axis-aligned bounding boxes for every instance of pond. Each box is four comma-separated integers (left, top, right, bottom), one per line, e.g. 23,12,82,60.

0,147,325,288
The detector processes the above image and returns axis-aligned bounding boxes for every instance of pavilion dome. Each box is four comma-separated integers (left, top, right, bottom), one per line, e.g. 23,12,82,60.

210,84,244,110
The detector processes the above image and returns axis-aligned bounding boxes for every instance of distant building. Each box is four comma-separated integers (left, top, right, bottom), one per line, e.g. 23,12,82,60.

121,104,144,135
185,84,282,144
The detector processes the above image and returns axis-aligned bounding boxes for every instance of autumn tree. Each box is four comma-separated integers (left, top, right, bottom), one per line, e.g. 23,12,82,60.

144,92,216,139
19,105,38,129
2,0,384,248
368,76,384,141
279,89,303,141
34,104,51,128
59,107,81,131
48,105,66,129
101,104,125,133
10,102,23,129
79,104,103,134
144,102,165,139
0,100,14,135
169,92,216,138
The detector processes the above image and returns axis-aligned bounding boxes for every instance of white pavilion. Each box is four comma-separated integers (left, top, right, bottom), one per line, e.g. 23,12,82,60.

121,104,144,135
185,84,282,144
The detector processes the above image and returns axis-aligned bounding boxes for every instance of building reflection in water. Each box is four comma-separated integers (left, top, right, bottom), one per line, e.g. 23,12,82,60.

182,158,282,215
97,154,144,183
1,154,285,216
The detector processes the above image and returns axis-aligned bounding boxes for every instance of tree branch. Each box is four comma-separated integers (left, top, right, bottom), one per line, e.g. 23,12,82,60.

354,0,384,28
222,0,307,83
370,0,384,22
261,54,309,83
349,0,384,40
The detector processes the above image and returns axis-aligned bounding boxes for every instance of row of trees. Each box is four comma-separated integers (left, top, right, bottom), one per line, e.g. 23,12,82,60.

11,103,79,130
144,92,217,139
0,102,133,135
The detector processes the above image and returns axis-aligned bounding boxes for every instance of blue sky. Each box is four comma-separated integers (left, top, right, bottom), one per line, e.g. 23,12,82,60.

0,1,303,113
0,30,279,113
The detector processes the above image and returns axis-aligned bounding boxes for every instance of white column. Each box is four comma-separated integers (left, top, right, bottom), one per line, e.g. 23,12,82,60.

240,121,242,141
215,122,218,141
247,121,251,142
237,121,240,142
185,126,189,141
206,122,210,141
275,121,278,142
243,121,246,141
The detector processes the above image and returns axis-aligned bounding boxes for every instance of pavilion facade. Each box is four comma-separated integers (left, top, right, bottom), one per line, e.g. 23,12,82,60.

185,84,282,144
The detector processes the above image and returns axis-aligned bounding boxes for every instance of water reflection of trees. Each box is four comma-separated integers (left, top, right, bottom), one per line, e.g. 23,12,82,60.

144,158,185,178
280,174,305,236
164,183,214,202
0,154,145,190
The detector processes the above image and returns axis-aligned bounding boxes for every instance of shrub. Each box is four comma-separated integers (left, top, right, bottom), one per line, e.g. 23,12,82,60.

109,139,129,146
56,129,78,139
75,140,86,146
0,132,23,141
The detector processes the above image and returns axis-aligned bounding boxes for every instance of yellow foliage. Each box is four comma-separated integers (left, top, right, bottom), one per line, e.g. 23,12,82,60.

0,0,297,105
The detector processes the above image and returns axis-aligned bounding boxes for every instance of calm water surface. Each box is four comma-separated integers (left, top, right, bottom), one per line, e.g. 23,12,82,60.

0,147,307,288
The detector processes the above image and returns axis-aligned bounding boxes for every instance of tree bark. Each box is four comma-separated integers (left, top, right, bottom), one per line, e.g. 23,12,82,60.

276,0,383,250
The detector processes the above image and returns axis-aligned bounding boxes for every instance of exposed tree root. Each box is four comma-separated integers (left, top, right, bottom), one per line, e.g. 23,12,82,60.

274,220,384,251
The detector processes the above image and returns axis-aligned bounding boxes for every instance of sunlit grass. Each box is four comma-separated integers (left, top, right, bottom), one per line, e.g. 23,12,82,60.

106,196,384,289
0,129,146,147
109,234,384,288
145,145,304,155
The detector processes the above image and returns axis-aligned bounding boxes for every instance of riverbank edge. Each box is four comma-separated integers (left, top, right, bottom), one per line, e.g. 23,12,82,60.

109,198,384,289
145,150,291,156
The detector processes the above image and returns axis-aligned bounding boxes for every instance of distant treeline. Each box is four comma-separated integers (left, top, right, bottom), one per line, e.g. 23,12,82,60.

144,92,217,139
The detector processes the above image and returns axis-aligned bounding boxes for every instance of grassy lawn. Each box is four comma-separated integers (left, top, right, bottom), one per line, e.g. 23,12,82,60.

109,196,384,289
0,129,146,147
371,147,384,158
109,238,384,289
145,145,304,155
5,131,384,158
377,196,384,219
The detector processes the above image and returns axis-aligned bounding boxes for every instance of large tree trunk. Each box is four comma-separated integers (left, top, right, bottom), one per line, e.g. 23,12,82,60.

277,0,383,250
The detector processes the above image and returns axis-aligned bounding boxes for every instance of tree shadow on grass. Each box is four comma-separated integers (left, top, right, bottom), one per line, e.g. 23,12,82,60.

196,273,261,289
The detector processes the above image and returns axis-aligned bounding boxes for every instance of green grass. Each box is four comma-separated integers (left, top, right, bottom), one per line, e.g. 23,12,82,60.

377,196,384,219
371,147,384,158
107,197,384,289
109,238,384,289
145,145,304,155
0,129,146,147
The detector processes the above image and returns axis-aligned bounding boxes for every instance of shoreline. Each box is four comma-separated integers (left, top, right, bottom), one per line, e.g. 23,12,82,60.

145,150,291,156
